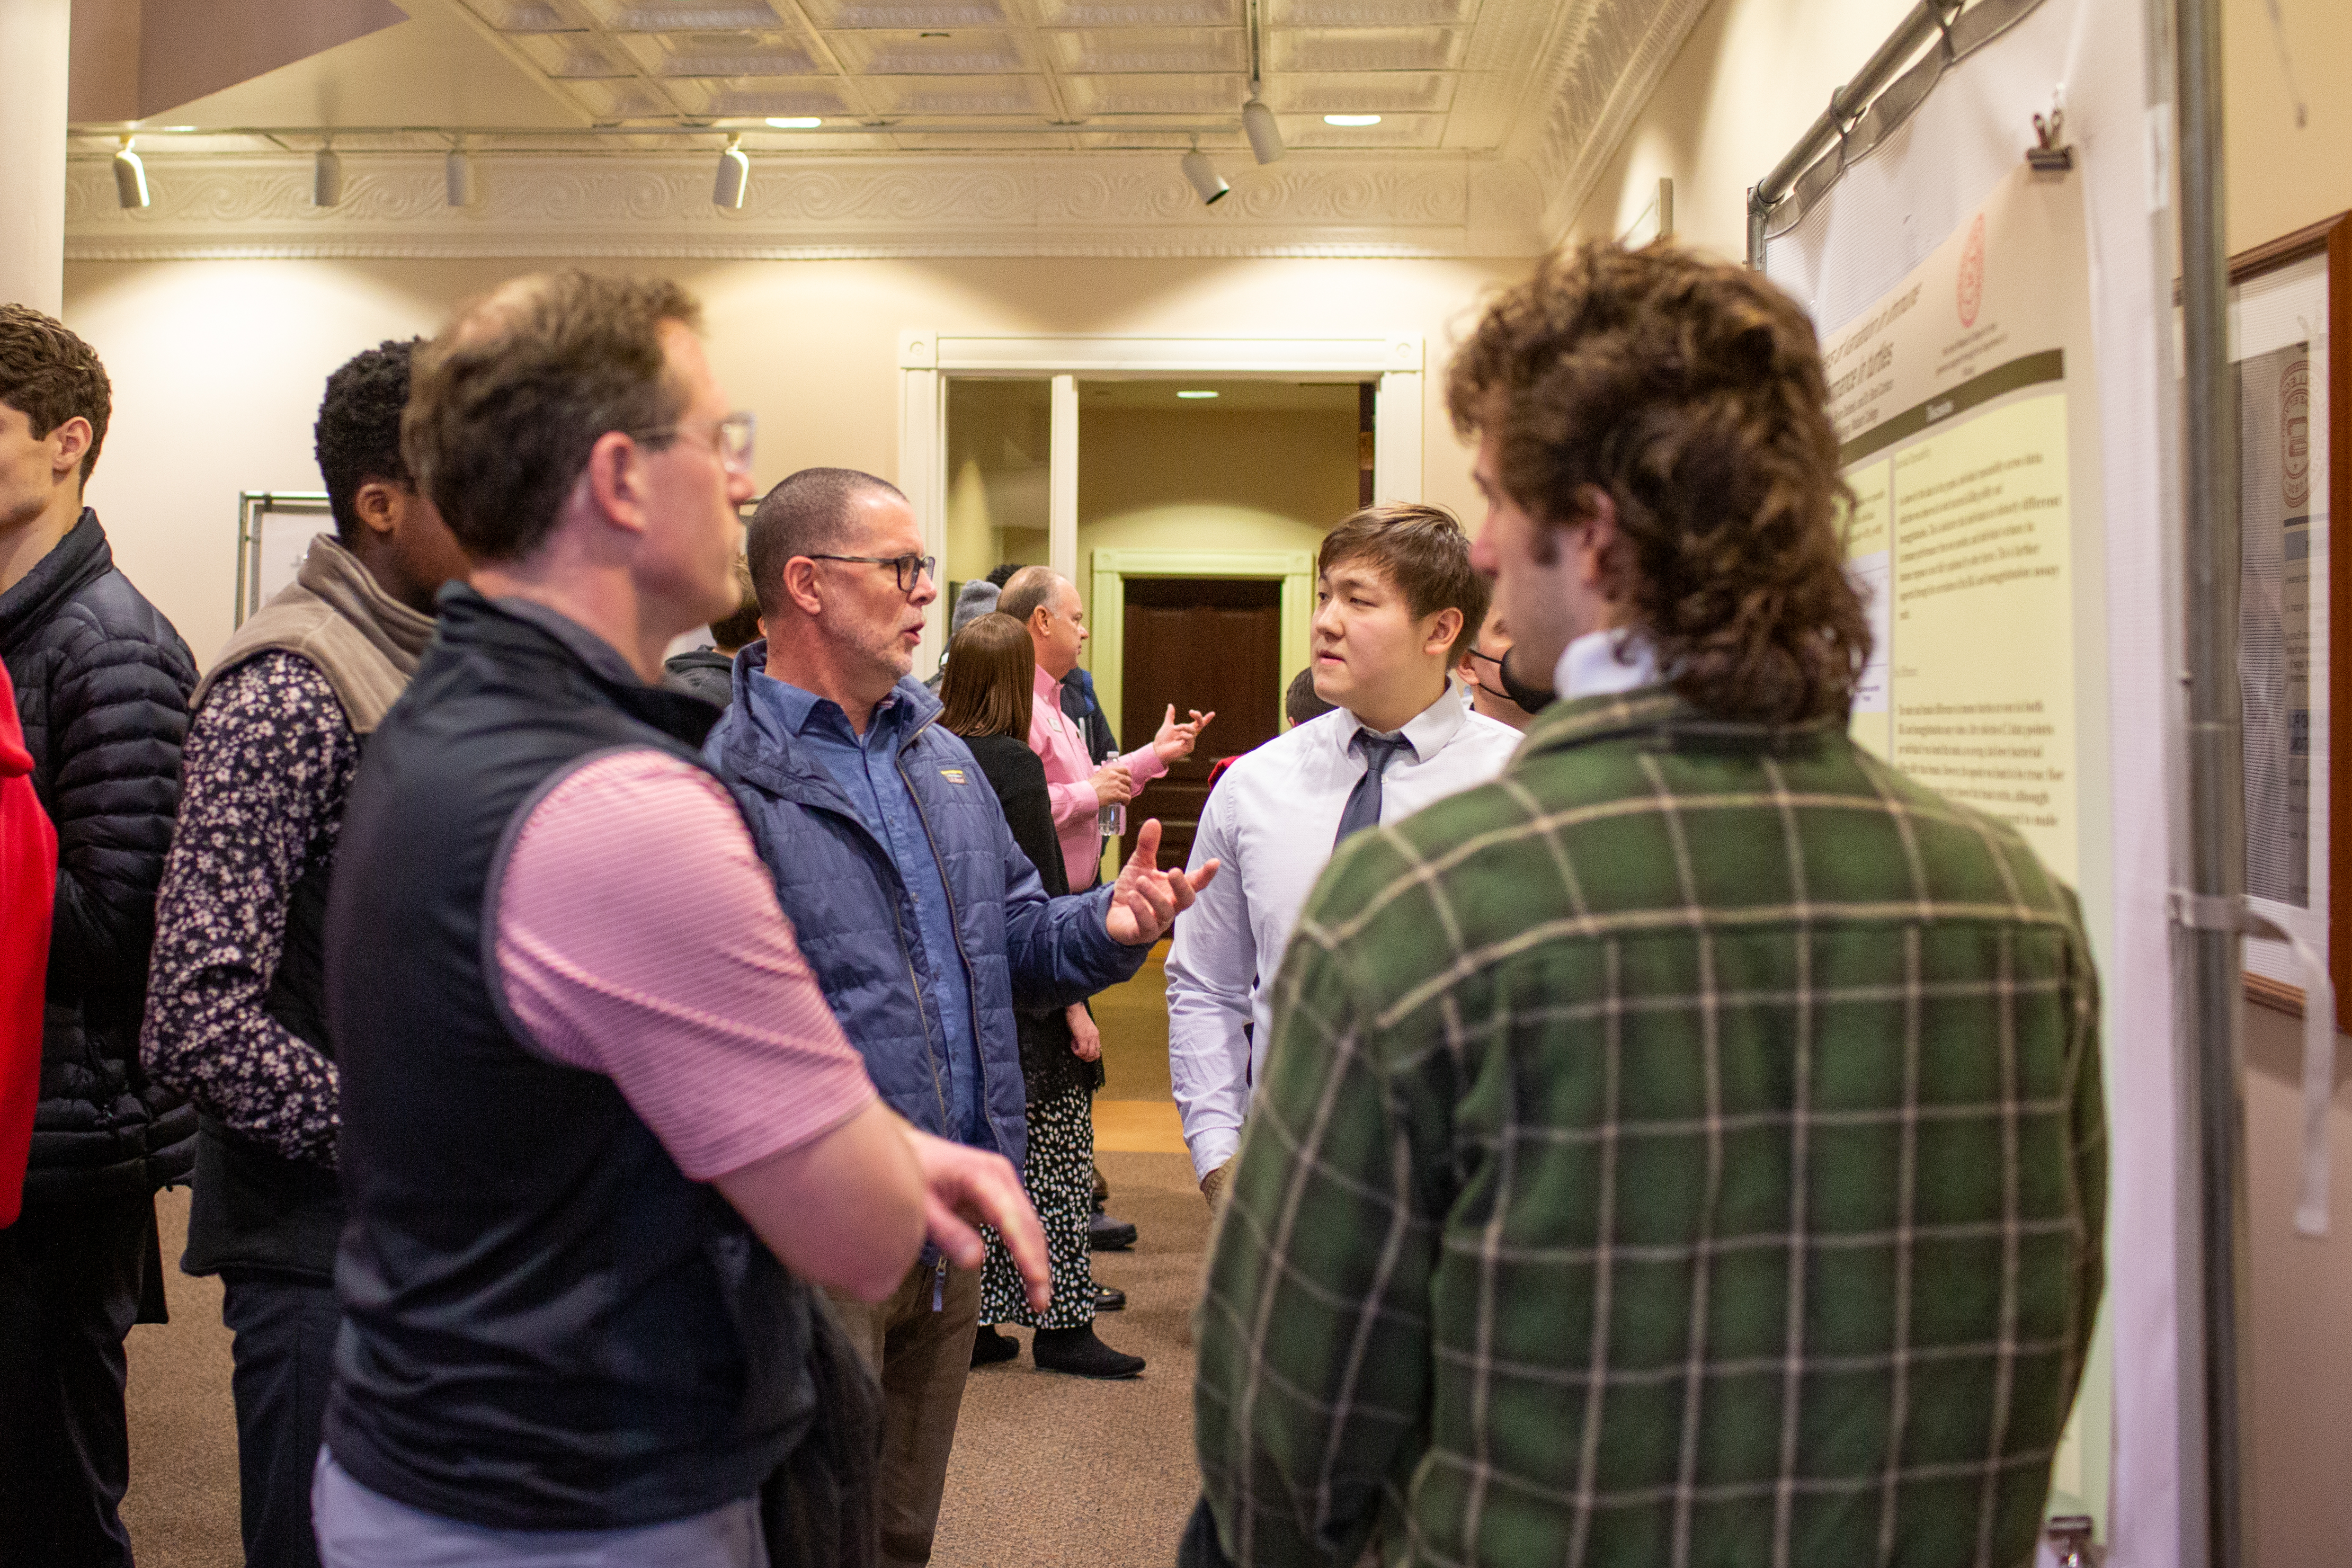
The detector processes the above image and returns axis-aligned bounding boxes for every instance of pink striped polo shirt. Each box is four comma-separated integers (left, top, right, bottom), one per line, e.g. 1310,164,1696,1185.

493,748,875,1182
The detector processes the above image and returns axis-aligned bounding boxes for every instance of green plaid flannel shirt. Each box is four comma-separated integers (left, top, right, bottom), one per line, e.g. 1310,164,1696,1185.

1193,686,2106,1568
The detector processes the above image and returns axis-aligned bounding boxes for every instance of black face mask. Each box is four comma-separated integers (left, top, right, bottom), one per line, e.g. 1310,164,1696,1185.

1495,646,1557,714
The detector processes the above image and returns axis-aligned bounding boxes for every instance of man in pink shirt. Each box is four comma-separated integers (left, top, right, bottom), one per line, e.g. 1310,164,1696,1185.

997,566,1210,891
314,272,1054,1568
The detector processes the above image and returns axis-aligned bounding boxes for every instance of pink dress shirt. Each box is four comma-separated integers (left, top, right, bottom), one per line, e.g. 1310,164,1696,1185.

1028,664,1164,890
494,749,877,1182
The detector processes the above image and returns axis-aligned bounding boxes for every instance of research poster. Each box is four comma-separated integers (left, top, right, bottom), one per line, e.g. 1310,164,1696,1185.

1827,167,2102,881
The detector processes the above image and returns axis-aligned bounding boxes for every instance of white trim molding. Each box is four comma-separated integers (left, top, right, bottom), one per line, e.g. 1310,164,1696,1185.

1086,548,1316,754
1507,0,1714,247
63,151,1547,262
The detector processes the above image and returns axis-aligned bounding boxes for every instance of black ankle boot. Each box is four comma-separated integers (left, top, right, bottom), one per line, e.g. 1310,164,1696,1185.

970,1324,1019,1367
1031,1325,1145,1379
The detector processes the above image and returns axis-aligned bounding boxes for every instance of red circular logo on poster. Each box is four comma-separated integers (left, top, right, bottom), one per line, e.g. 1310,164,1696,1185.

1957,213,1986,328
2283,355,2312,511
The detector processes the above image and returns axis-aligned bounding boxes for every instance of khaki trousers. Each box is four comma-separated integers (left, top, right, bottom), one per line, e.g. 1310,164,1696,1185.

826,1257,980,1568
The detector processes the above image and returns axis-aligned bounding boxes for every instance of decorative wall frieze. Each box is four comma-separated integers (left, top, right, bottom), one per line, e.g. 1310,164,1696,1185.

1509,0,1714,245
64,152,1547,262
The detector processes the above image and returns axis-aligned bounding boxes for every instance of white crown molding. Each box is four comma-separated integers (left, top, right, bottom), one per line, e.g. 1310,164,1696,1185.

64,152,1547,262
1508,0,1713,247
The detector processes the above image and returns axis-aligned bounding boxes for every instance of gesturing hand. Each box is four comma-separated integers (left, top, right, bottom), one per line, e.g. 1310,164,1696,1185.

1152,706,1215,764
904,1125,1052,1314
1103,817,1220,947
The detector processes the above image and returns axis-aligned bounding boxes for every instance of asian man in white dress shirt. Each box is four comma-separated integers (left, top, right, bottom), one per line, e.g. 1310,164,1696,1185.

1166,505,1524,1204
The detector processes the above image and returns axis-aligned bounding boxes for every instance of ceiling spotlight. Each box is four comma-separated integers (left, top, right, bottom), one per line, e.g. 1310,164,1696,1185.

1177,389,1218,399
445,143,476,208
714,135,750,210
764,117,822,129
313,145,343,208
1242,97,1284,165
112,137,150,210
1180,146,1228,207
1323,114,1382,127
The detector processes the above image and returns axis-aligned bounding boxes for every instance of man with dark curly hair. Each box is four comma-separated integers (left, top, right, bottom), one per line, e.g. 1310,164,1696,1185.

1189,244,2107,1568
141,339,468,1568
0,302,199,1568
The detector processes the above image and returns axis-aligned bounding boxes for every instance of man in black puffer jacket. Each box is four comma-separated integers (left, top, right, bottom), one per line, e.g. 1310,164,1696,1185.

0,303,198,1568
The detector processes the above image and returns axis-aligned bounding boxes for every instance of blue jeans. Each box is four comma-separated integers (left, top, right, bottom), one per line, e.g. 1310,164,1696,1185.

221,1269,340,1568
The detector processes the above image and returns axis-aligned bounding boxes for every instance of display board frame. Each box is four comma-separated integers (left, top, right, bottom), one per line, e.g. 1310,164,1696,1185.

2230,213,2351,1027
234,491,332,628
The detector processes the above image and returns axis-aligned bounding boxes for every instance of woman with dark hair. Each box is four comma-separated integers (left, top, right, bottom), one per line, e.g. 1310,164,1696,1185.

939,613,1144,1379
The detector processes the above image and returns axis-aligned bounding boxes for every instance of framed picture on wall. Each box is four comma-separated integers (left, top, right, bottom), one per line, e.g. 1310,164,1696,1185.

2234,212,2349,1027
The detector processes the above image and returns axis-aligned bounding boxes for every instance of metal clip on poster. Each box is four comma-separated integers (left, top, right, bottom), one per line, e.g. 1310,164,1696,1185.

2171,891,2337,1236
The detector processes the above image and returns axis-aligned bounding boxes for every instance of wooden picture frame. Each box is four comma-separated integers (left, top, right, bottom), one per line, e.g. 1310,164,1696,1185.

2231,212,2351,1024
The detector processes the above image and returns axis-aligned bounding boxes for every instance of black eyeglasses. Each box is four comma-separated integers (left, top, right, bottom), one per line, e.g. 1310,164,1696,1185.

806,553,937,593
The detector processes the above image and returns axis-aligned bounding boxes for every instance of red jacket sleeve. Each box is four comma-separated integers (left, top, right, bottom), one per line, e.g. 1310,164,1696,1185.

0,676,57,1227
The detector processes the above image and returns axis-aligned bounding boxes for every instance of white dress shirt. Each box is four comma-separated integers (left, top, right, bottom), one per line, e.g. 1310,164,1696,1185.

1164,682,1523,1179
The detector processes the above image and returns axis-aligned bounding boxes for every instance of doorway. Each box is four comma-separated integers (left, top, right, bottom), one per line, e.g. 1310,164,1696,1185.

1118,576,1284,870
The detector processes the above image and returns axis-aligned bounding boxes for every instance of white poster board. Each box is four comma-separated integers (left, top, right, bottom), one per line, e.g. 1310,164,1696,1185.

1761,0,2179,1558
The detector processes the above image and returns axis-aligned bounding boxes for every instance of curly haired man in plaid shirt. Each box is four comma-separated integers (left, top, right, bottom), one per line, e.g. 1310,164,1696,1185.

1187,244,2106,1568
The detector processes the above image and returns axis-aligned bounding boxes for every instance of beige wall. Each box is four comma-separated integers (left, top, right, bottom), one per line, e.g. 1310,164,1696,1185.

2241,999,2352,1567
1570,0,2351,263
2224,0,2352,252
60,253,1524,666
1075,404,1358,592
1565,0,1920,260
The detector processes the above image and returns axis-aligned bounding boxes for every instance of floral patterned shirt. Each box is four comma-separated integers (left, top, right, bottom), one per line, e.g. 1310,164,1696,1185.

142,651,355,1168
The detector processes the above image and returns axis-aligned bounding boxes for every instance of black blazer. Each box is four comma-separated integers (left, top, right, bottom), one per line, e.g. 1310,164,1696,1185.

959,731,1102,1104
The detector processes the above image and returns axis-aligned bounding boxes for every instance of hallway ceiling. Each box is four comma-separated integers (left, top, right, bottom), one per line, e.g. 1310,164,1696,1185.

449,0,1542,153
76,0,1572,156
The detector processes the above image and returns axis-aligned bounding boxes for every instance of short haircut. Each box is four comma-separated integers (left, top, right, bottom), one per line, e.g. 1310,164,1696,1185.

315,340,420,546
403,272,699,564
939,612,1037,742
997,566,1064,628
1285,667,1334,727
745,467,907,618
0,304,110,484
1315,503,1490,663
984,562,1024,590
709,556,762,652
1446,242,1867,724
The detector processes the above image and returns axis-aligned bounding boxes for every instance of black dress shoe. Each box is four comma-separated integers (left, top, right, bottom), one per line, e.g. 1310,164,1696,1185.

1093,1284,1126,1312
970,1325,1019,1367
1088,1211,1137,1251
1032,1325,1144,1378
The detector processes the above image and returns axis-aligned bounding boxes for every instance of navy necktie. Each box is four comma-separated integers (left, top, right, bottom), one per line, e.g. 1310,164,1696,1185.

1334,731,1412,848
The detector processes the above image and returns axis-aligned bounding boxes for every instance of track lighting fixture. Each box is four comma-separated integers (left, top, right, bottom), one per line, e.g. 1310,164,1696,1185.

1180,144,1228,206
112,138,150,210
446,141,476,208
313,145,343,208
1241,96,1282,165
714,135,750,210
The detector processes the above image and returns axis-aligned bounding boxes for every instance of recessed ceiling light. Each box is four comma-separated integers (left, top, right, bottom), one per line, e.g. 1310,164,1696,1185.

765,117,822,128
1177,390,1218,399
1323,114,1382,127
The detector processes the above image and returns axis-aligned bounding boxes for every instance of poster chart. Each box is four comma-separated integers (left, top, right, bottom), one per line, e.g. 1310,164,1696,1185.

2233,248,2334,990
1828,166,2104,883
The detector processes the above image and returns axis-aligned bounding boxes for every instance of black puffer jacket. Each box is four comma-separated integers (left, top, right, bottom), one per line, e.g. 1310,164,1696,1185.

0,510,198,1205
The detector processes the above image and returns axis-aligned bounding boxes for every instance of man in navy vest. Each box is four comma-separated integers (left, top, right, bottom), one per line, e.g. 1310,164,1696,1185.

707,469,1219,1566
316,273,1050,1568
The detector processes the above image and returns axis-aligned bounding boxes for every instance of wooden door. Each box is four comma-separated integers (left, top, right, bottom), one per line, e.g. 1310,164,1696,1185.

1119,576,1283,871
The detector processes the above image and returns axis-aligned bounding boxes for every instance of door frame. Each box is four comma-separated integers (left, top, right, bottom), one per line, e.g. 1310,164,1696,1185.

897,329,1424,672
1088,548,1314,746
